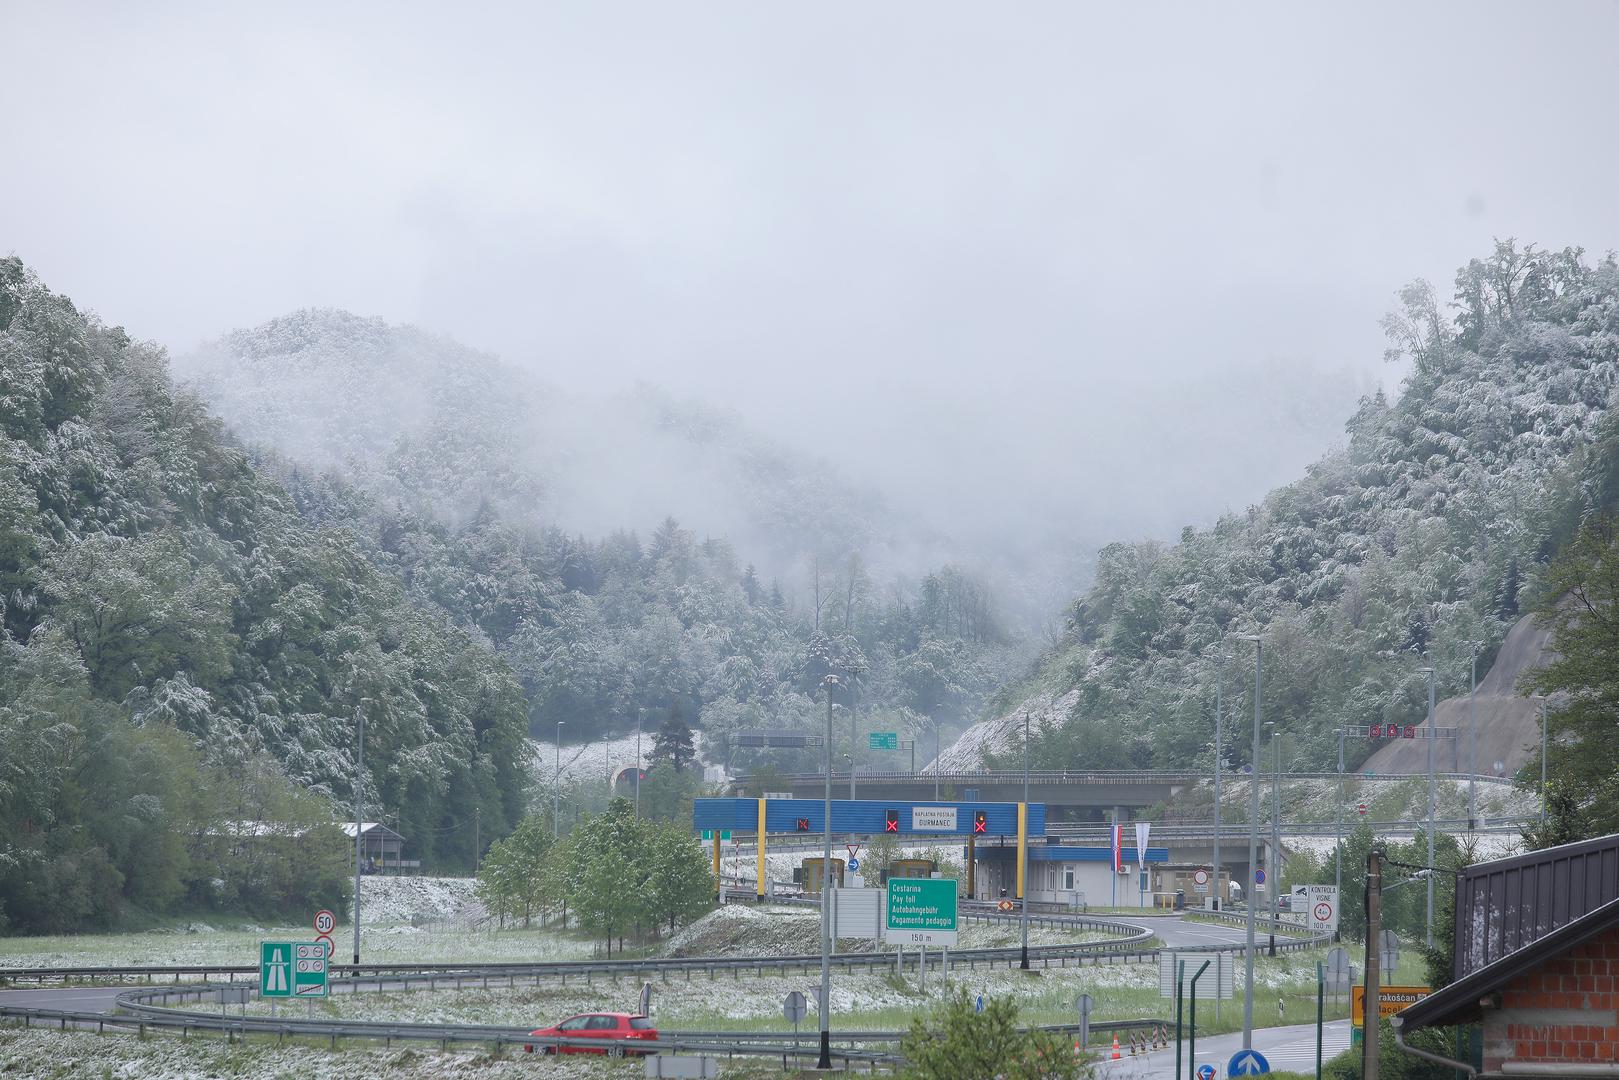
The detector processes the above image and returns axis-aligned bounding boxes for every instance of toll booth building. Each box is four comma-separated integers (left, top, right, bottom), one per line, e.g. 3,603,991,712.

972,842,1170,908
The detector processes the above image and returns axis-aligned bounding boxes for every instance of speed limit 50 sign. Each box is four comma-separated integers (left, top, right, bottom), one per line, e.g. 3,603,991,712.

313,909,335,935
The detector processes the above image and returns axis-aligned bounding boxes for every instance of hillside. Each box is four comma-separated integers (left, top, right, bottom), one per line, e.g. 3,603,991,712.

0,259,530,930
174,310,895,575
173,310,1035,759
962,242,1619,775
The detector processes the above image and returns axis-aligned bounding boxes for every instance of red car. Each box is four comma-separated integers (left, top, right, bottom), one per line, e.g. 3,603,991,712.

526,1012,658,1056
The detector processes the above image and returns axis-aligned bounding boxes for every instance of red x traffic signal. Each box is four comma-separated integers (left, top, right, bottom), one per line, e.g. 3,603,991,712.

885,809,899,832
973,810,987,834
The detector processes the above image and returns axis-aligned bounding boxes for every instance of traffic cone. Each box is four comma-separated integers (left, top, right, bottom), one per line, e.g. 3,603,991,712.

1110,1035,1121,1060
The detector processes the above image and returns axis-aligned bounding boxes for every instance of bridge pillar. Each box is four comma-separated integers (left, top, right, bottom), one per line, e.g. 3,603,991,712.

967,830,976,899
1016,802,1027,900
756,798,767,902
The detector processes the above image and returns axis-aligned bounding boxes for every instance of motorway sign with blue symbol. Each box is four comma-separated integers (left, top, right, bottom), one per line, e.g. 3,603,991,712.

846,857,859,871
1198,1065,1216,1080
1229,1048,1270,1075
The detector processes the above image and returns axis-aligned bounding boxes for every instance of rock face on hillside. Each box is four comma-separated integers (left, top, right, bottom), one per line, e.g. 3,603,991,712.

1359,611,1554,777
932,689,1077,772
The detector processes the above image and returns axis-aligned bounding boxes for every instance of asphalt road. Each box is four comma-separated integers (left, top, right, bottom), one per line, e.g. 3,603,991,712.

1096,1018,1353,1079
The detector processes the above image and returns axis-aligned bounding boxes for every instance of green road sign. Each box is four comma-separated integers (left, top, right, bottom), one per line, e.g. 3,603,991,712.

702,830,713,841
260,941,327,998
886,877,958,945
869,732,899,750
721,830,732,841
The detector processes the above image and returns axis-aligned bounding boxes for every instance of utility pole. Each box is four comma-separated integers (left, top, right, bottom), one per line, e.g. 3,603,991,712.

353,702,364,967
933,718,940,800
553,721,565,840
1423,665,1436,950
635,709,642,821
1467,653,1478,832
1242,634,1262,1051
1363,847,1384,1080
818,674,839,1071
474,806,480,874
1213,648,1224,911
1020,710,1030,970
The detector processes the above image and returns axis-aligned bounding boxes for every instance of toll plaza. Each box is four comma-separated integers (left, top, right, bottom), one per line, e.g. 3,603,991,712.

693,797,1046,902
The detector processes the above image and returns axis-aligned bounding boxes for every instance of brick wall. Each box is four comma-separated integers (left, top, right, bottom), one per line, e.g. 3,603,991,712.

1483,923,1619,1072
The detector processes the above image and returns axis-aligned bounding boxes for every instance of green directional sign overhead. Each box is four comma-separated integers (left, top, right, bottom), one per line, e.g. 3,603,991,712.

886,877,958,946
868,732,899,750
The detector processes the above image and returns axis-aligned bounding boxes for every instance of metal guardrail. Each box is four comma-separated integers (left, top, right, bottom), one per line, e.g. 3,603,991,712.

1044,815,1527,840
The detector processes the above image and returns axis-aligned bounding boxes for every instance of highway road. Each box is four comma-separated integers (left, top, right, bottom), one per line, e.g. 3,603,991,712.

1097,1019,1353,1079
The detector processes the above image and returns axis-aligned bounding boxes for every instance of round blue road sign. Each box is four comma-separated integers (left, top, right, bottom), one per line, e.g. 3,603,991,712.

1198,1064,1216,1080
1228,1048,1270,1076
1254,867,1266,885
846,858,859,872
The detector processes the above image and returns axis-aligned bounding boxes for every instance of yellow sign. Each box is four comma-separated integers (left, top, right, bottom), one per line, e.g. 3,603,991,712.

1352,985,1431,1026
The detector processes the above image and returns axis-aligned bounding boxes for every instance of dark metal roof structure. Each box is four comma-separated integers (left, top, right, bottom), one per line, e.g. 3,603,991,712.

1398,895,1619,1032
1455,832,1619,979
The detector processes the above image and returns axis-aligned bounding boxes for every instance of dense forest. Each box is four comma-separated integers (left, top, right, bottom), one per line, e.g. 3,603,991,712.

984,242,1619,775
181,309,1032,769
0,259,530,929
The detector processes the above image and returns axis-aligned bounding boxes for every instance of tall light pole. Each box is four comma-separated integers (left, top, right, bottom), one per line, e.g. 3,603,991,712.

1540,698,1549,831
553,721,565,840
1421,665,1436,949
1335,721,1345,928
1467,653,1478,832
1020,710,1031,970
933,718,941,801
353,702,365,967
634,710,643,821
1242,634,1262,1051
818,674,840,1071
849,676,857,802
1213,649,1224,911
1268,723,1281,957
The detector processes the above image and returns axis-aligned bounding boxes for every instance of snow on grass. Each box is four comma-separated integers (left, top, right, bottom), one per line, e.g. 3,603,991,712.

358,875,482,925
0,921,598,970
528,734,651,787
0,1025,640,1079
660,904,1104,958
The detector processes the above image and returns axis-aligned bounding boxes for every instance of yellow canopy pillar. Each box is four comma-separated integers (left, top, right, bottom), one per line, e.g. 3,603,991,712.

712,832,722,899
756,798,768,902
1016,801,1028,900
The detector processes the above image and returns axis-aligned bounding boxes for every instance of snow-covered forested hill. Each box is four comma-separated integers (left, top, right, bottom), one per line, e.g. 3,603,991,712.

173,309,1036,760
175,310,895,575
956,242,1619,775
0,260,531,931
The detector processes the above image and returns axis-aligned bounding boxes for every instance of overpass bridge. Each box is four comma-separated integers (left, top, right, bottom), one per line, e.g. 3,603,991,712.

726,768,1516,817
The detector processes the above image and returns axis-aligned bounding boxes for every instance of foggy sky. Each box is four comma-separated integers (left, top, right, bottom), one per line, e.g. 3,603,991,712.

7,1,1619,555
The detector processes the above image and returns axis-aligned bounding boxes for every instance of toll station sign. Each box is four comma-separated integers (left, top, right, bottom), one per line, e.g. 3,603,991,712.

910,807,958,832
886,878,958,946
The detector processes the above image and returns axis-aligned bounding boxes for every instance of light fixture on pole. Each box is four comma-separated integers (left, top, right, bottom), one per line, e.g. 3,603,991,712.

634,709,643,821
1468,652,1478,832
1241,633,1262,1051
553,721,565,840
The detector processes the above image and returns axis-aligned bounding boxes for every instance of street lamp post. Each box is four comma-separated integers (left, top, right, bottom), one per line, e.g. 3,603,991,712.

1268,723,1281,957
553,721,565,840
1422,665,1436,949
1242,634,1262,1051
818,674,840,1071
849,678,857,802
1335,721,1345,934
1540,699,1549,831
1213,649,1224,911
933,718,941,801
635,710,643,821
353,702,365,967
1020,710,1031,970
